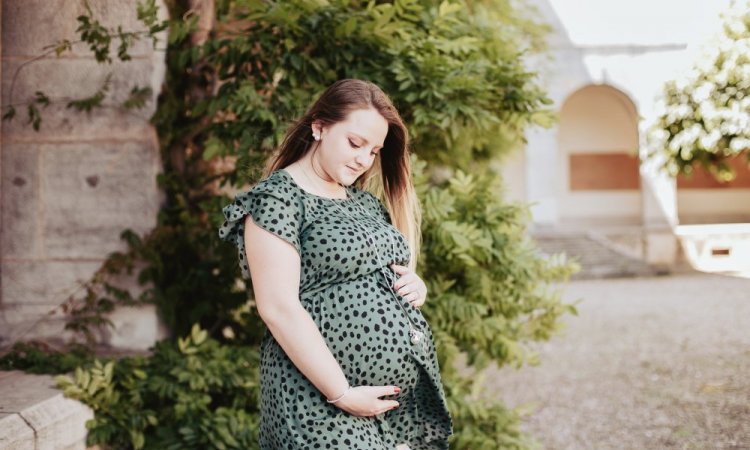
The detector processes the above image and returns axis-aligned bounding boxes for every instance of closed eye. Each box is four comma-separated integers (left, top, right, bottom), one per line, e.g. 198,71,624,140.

349,138,379,156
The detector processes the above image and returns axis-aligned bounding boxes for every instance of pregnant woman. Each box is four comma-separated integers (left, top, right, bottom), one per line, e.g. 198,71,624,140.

218,78,452,449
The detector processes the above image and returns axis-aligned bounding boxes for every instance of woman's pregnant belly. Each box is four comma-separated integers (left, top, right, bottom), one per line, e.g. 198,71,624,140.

314,272,421,391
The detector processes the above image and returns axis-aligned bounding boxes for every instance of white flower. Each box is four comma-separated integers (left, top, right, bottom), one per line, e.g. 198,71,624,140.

699,129,721,149
692,82,713,103
730,137,750,151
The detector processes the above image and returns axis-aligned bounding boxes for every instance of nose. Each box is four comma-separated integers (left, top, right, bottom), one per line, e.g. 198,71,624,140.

354,149,372,167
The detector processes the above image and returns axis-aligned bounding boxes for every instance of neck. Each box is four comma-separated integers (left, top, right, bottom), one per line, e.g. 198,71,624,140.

299,152,346,197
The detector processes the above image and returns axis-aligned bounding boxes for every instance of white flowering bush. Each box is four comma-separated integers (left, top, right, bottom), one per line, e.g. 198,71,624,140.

648,2,750,181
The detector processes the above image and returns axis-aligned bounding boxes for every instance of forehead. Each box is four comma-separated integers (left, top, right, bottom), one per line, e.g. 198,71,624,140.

338,108,388,144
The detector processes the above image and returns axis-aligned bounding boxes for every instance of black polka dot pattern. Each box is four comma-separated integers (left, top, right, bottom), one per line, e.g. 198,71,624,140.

218,169,453,449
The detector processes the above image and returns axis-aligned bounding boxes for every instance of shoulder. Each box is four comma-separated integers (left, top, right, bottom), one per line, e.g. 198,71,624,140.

353,188,392,222
248,170,296,198
236,171,304,248
352,186,379,207
221,171,303,230
232,170,300,209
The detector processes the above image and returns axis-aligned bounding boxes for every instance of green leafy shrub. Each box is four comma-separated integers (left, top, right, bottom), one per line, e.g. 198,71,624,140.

0,341,95,374
417,164,577,371
414,161,577,449
56,325,261,450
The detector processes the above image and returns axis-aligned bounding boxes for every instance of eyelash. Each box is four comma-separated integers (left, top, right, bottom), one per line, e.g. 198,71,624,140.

349,139,379,156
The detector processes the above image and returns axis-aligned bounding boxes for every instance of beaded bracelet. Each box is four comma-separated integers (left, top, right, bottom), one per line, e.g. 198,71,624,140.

326,385,351,404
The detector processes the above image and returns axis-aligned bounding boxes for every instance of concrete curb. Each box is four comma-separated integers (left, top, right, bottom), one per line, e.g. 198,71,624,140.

0,371,93,450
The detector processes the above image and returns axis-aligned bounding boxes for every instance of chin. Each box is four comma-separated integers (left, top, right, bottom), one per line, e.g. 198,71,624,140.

340,170,360,185
340,177,356,187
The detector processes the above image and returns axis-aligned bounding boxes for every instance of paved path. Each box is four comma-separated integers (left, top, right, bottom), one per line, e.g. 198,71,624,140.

483,273,750,450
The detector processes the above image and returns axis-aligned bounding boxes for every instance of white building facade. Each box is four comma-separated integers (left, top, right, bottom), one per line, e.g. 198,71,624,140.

502,0,750,273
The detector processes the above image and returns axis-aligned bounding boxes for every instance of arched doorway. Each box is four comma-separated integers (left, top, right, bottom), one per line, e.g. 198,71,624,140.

557,84,641,226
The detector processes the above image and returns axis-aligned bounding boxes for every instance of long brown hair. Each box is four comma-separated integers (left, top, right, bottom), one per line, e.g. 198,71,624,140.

264,79,421,269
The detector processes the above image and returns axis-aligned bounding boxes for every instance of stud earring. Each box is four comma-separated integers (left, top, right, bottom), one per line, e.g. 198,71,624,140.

312,133,320,141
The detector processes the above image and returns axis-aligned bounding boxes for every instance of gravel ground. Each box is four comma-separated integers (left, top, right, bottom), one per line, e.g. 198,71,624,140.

482,273,750,450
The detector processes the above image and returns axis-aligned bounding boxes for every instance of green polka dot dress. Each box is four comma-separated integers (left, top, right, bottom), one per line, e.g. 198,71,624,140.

218,169,452,449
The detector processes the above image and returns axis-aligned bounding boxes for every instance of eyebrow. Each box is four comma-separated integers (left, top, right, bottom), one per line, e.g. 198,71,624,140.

349,132,383,149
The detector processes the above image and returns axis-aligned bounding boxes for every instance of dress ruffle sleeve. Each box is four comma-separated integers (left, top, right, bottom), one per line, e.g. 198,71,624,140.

218,181,303,279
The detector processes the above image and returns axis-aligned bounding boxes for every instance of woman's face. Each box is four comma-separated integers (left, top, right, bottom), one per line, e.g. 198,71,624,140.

312,107,389,186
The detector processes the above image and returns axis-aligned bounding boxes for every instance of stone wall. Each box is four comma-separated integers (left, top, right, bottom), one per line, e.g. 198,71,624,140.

1,0,168,350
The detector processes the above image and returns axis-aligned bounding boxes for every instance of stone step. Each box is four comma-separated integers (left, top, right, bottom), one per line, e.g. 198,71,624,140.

0,370,93,450
532,233,660,279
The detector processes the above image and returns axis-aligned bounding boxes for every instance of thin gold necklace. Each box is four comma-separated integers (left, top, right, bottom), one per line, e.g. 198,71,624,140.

299,158,347,199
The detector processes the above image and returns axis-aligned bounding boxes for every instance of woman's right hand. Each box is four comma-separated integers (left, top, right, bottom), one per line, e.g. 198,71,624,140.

332,385,400,417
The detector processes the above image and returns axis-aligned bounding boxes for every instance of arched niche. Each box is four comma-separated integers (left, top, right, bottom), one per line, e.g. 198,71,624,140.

557,84,641,226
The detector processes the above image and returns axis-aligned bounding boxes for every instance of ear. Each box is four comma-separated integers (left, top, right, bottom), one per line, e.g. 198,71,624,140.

311,119,323,136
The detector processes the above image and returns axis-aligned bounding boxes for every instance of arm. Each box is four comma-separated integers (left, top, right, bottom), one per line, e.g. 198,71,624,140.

243,215,400,416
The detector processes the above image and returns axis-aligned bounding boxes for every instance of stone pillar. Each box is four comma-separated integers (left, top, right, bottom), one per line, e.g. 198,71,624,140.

1,0,4,323
525,126,560,227
640,137,679,267
1,0,169,350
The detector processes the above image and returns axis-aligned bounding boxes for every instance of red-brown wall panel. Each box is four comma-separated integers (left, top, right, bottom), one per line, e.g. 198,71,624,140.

569,153,640,190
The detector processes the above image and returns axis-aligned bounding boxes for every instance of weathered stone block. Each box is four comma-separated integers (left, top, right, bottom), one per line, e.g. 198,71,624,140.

0,371,61,411
0,103,158,144
42,141,160,259
1,260,103,306
2,0,167,58
0,258,103,346
0,413,35,450
22,394,94,450
0,260,167,349
1,58,163,140
0,57,153,104
106,304,168,350
1,143,40,258
0,303,72,348
0,371,93,450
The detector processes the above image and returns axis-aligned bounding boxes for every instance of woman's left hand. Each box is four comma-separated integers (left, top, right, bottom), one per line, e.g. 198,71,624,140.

390,264,427,309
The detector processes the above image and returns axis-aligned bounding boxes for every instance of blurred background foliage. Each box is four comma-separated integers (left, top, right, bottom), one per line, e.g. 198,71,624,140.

649,1,750,182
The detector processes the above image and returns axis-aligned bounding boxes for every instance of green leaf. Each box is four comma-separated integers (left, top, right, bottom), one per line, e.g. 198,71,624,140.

191,323,208,346
203,136,228,161
1,105,16,121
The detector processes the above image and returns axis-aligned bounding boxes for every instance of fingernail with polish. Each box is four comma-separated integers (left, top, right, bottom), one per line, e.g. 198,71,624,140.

394,387,401,393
